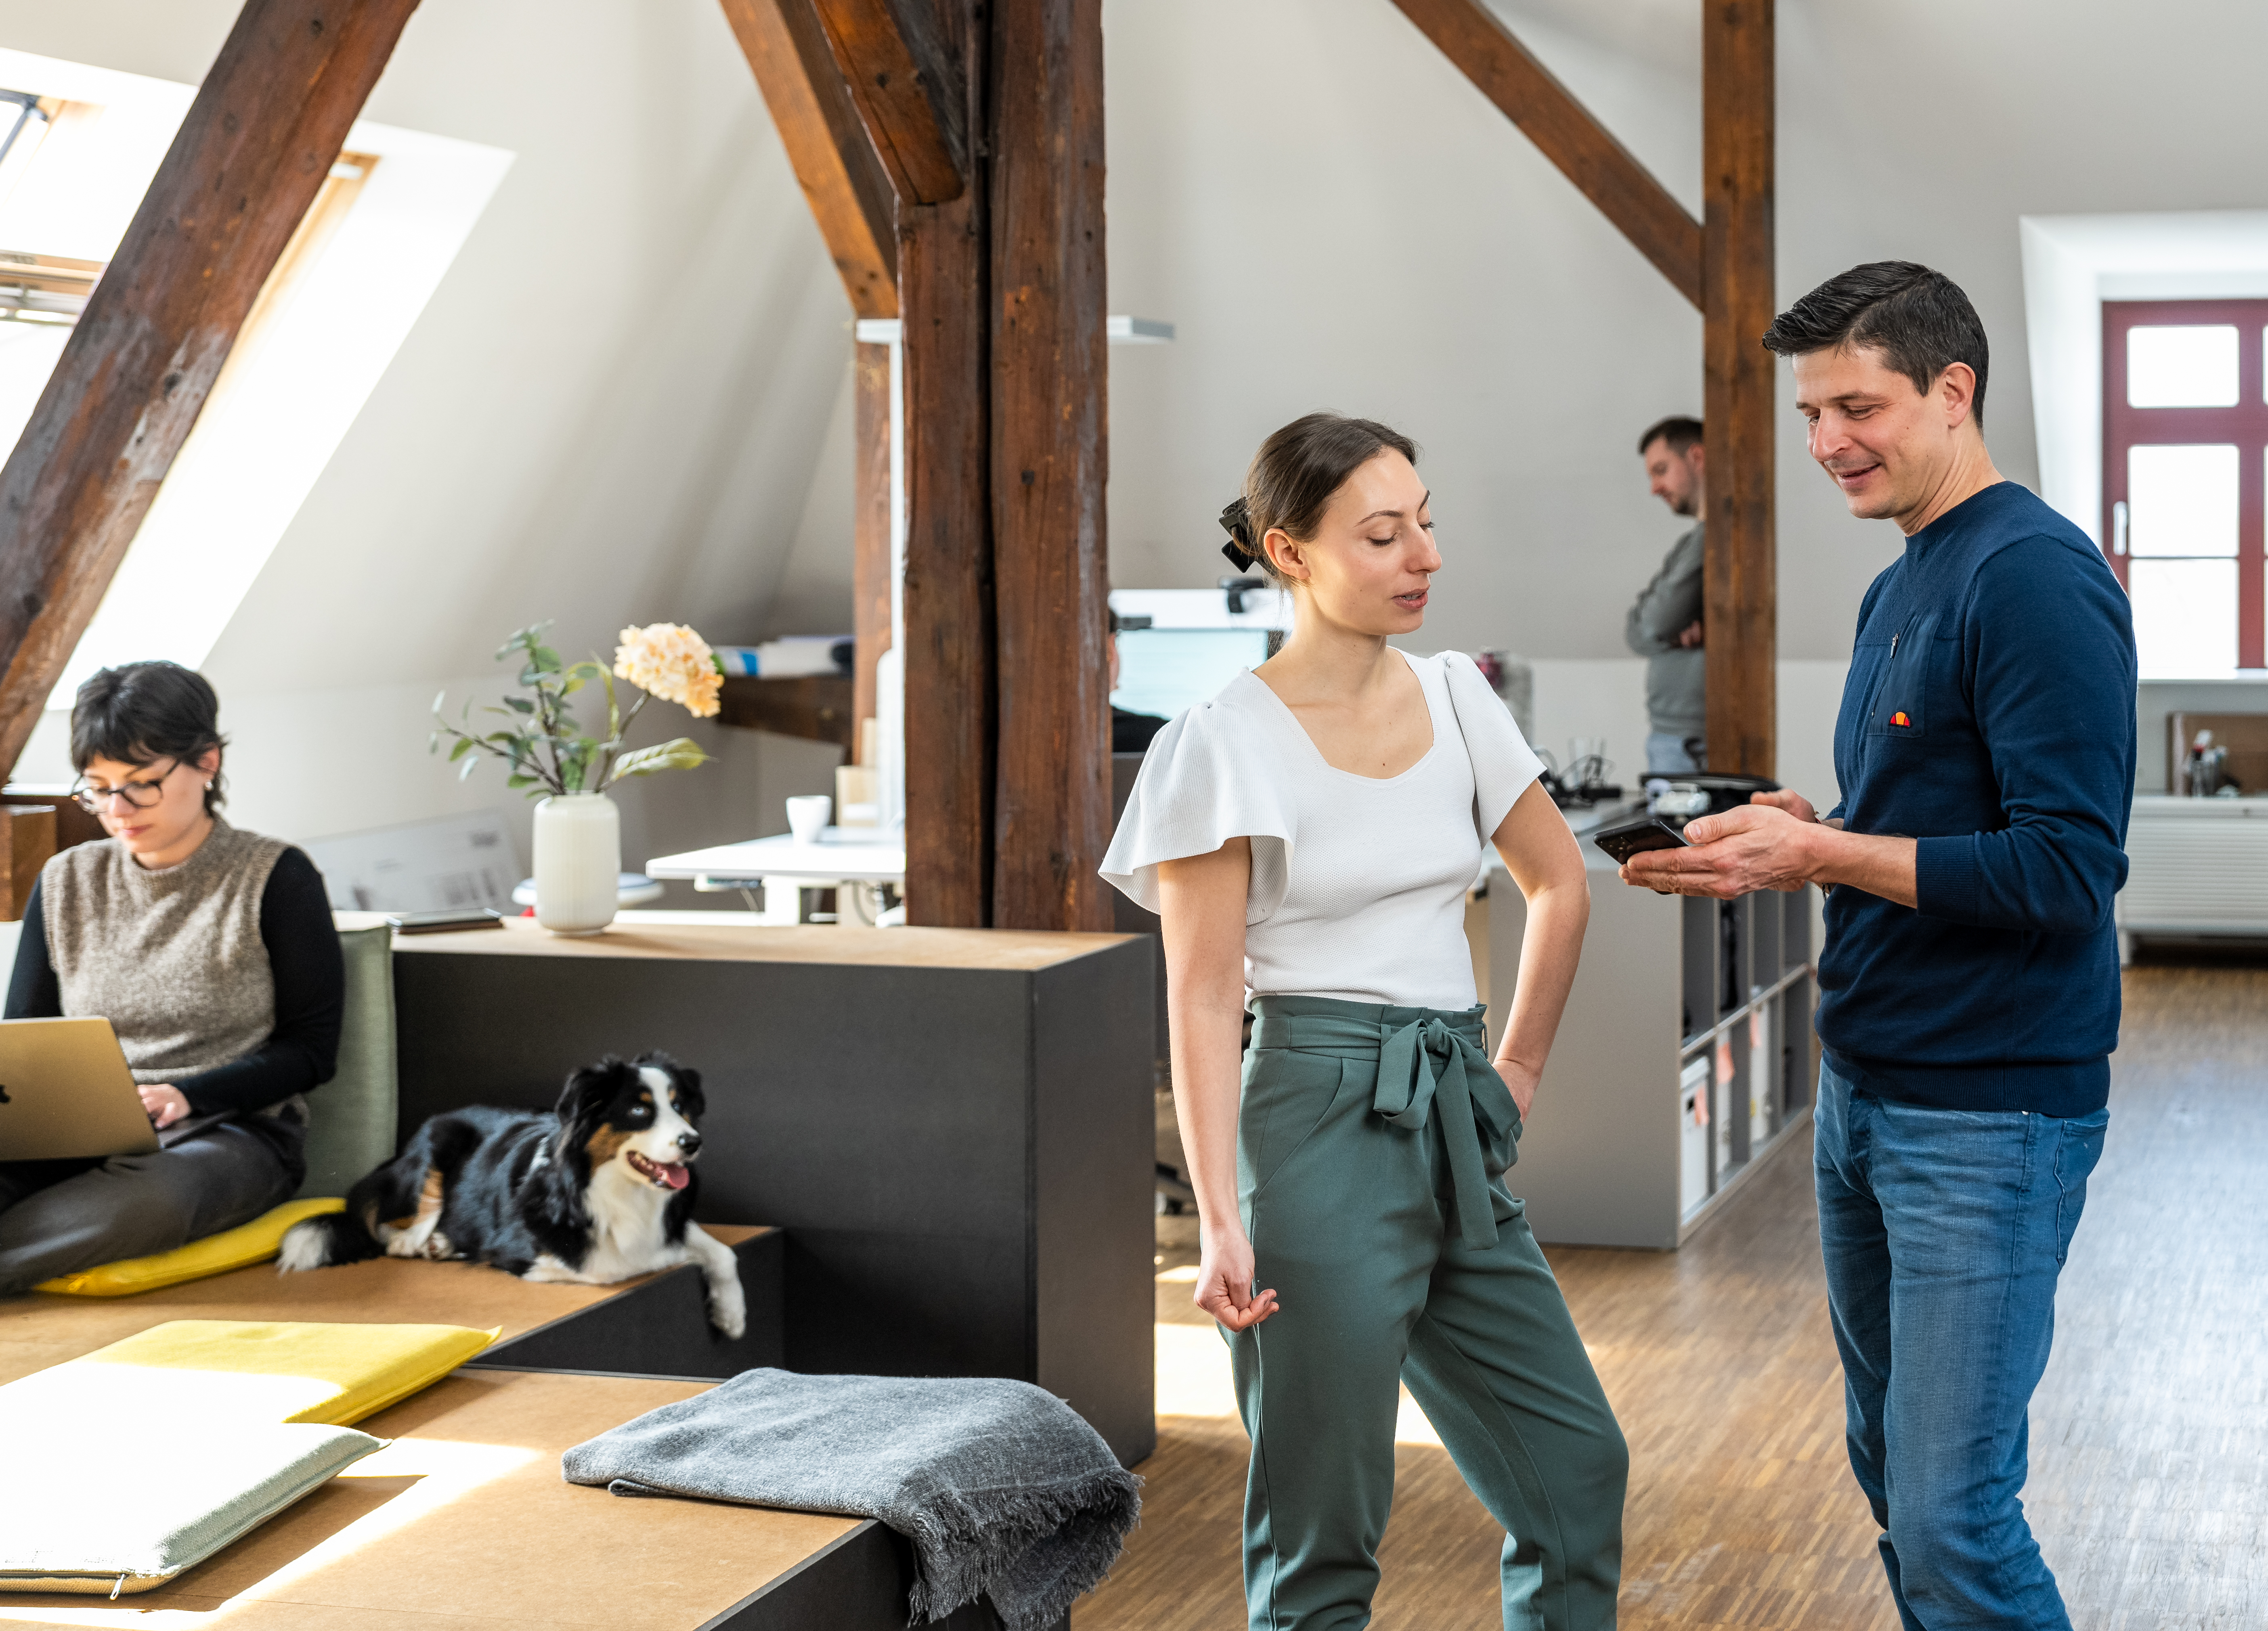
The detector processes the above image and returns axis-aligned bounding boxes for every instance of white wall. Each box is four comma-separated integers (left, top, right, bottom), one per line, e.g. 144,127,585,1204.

13,0,2268,856
0,0,853,879
1099,0,2268,766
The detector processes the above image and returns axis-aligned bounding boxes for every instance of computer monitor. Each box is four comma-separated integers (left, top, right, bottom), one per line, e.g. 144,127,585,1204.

1111,627,1270,724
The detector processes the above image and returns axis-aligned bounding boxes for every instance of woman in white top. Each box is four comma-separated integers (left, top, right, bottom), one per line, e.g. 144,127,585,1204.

1102,415,1626,1629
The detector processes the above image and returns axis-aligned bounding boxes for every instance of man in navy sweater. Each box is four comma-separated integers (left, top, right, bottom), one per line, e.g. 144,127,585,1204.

1623,262,2135,1630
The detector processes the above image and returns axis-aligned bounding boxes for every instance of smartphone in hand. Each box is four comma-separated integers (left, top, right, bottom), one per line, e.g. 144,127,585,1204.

1590,817,1692,865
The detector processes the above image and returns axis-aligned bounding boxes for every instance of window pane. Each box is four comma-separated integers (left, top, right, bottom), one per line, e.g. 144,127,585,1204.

2130,557,2237,678
2128,325,2239,407
2128,443,2238,556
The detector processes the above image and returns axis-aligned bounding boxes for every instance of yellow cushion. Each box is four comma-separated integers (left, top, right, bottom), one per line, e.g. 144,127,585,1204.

0,1319,500,1428
34,1197,348,1297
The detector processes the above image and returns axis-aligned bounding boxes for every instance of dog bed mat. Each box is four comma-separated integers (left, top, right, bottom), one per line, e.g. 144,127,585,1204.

0,1417,381,1594
0,1319,498,1428
34,1197,348,1298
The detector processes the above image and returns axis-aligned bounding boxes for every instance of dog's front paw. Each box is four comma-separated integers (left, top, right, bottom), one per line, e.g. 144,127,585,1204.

708,1283,747,1340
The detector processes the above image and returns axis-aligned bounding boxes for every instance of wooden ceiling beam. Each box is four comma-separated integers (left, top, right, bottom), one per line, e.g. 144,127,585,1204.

809,0,969,206
0,0,421,777
1387,0,1703,310
719,0,898,319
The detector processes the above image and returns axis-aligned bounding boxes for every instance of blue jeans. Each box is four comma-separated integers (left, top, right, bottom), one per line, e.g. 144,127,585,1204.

1814,1058,2107,1631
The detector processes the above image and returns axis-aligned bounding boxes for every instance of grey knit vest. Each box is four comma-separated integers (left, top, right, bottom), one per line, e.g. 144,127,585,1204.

42,819,291,1106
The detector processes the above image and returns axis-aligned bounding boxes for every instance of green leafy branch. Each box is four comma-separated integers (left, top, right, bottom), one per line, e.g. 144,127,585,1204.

430,622,711,799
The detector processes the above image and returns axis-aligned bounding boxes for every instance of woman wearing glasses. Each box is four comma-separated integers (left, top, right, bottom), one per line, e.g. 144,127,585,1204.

0,662,342,1293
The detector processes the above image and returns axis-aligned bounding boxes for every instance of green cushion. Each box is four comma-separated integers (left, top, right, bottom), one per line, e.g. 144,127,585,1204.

297,922,398,1201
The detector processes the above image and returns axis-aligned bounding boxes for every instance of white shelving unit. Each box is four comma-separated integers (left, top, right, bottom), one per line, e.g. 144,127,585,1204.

1471,805,1821,1249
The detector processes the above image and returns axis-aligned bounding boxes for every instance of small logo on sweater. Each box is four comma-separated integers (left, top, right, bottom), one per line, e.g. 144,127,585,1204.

1889,711,1912,727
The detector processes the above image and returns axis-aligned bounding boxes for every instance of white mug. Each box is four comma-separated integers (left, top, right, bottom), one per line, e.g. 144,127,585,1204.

786,795,831,844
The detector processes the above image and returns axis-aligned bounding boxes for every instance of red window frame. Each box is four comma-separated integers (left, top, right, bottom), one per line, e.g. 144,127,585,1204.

2102,298,2268,670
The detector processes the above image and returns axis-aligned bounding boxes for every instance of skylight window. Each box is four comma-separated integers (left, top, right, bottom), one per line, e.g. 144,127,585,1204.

0,46,512,724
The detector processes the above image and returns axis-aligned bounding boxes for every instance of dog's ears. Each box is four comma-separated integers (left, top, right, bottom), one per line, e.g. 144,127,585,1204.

555,1057,634,1133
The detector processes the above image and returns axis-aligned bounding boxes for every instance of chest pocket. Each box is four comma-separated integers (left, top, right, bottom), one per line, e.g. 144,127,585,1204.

1866,611,1941,739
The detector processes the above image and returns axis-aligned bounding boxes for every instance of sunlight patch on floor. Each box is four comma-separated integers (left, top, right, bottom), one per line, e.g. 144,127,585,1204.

1156,1304,1444,1445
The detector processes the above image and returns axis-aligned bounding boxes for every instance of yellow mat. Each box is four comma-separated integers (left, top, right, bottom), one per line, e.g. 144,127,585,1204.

0,1318,499,1428
35,1197,348,1297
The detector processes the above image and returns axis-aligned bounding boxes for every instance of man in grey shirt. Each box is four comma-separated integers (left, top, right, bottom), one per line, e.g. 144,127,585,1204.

1627,416,1707,774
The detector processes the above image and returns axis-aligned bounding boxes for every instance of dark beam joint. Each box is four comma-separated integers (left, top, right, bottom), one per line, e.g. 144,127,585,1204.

721,0,899,316
810,0,969,205
1386,0,1703,310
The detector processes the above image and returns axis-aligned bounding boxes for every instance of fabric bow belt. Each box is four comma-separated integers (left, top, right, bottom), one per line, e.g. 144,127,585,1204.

1251,1000,1520,1248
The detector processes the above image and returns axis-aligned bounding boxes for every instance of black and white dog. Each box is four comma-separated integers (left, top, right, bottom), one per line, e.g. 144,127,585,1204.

280,1051,745,1338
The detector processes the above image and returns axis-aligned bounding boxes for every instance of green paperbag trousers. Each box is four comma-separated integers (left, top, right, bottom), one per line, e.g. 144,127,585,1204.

1228,995,1627,1631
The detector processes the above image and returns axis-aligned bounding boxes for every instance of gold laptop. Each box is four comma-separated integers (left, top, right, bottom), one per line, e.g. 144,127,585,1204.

0,1018,162,1160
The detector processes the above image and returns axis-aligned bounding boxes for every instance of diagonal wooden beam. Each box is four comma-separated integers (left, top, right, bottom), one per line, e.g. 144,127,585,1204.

0,0,421,775
719,0,898,319
809,0,968,206
1702,0,1774,777
1387,0,1703,310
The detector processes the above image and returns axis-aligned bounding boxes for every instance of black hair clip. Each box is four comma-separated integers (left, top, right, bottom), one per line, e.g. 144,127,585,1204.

1219,497,1258,571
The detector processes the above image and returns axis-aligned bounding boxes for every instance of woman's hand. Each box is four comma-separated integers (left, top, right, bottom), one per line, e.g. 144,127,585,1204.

1194,1221,1279,1331
139,1084,191,1129
1493,1055,1540,1124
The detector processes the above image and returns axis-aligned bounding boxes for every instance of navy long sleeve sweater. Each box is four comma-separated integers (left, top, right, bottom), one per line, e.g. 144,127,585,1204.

1817,481,2136,1117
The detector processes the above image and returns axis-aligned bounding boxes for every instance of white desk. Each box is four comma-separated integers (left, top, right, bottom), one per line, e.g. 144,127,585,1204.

645,832,906,925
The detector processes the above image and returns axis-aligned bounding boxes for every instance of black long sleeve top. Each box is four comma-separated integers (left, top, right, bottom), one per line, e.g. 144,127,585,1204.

6,848,344,1116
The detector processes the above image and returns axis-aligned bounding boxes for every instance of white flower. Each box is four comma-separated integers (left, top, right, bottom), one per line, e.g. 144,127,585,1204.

614,623,722,718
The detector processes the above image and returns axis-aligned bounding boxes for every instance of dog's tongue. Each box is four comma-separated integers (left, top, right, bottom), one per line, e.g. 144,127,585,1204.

659,1162,691,1190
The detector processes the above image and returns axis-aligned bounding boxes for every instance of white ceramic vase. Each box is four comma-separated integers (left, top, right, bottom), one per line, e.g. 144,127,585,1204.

533,791,620,935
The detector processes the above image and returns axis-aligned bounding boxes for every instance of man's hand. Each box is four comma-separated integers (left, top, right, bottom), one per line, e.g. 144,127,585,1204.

1676,619,1704,649
139,1084,191,1129
1622,799,1823,898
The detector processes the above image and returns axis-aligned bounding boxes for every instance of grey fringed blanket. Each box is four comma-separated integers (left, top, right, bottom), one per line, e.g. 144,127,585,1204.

560,1368,1140,1630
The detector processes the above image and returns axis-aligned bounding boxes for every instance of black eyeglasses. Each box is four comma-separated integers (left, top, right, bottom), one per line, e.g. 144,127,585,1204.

71,759,180,814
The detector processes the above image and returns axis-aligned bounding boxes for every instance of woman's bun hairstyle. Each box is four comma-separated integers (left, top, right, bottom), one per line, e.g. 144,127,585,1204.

70,661,230,814
1226,412,1419,585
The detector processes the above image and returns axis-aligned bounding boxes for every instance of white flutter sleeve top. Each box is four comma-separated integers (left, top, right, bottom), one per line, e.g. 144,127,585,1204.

1099,649,1546,1010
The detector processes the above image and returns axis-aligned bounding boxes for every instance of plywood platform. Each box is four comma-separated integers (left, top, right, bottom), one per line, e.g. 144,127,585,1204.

0,1225,776,1386
0,1229,994,1630
0,1368,864,1629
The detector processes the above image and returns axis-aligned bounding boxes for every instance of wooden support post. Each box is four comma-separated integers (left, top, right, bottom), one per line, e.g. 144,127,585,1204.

989,0,1110,932
898,2,993,927
1702,0,1775,778
0,0,422,778
851,340,893,733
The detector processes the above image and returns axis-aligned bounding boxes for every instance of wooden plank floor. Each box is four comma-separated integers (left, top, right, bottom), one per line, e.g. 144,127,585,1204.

1083,966,2268,1629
